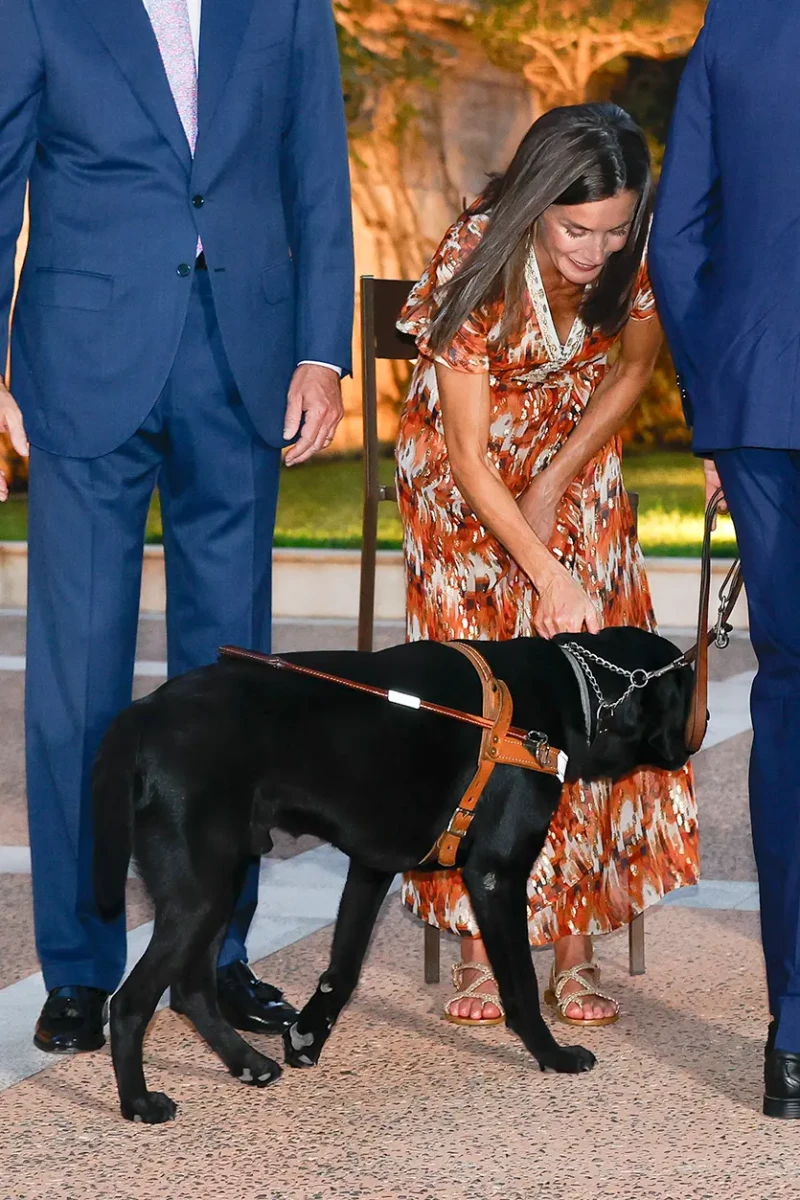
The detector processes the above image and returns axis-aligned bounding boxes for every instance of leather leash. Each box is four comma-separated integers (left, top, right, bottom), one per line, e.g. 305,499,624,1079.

217,642,568,869
682,488,744,754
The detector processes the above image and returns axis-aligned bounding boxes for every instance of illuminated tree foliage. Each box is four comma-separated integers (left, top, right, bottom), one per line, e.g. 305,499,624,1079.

468,0,705,109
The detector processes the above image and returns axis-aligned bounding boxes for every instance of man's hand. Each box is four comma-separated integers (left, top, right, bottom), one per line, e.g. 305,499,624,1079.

703,458,727,528
0,380,28,503
703,457,725,507
283,364,344,467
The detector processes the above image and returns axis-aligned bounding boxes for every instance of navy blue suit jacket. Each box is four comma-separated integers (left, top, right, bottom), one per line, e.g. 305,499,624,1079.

0,0,354,457
650,0,800,454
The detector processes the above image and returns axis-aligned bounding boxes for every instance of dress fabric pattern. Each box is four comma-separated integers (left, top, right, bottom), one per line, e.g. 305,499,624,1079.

395,212,698,944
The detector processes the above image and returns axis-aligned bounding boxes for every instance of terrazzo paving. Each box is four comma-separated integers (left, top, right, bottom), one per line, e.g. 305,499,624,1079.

1,612,791,1200
0,906,793,1200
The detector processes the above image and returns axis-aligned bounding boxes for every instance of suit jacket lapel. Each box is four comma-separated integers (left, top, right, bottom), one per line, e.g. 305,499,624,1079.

197,0,257,144
71,0,192,171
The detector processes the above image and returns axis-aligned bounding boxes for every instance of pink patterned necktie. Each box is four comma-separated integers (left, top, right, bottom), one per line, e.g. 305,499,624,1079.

148,0,198,156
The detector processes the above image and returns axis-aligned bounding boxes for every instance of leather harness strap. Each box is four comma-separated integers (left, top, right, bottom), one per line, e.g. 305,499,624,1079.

425,643,516,868
217,641,567,870
420,643,566,867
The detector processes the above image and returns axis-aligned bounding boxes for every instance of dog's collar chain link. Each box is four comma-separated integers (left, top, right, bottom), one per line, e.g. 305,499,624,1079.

560,641,688,727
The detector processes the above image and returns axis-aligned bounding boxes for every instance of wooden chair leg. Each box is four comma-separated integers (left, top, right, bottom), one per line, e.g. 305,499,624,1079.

357,492,378,654
358,276,379,655
424,924,441,984
628,912,645,976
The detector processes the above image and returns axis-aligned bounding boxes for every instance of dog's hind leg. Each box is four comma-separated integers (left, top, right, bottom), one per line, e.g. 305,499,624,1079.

462,858,596,1076
111,904,220,1124
284,860,393,1069
171,928,282,1089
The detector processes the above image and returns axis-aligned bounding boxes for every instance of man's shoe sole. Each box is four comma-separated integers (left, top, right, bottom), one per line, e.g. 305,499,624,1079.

763,1094,800,1119
33,1033,106,1054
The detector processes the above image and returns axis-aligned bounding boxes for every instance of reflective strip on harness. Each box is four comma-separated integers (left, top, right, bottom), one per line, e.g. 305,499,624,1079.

388,690,422,710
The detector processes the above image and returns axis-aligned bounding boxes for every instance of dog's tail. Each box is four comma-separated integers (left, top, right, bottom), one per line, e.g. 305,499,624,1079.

92,705,144,921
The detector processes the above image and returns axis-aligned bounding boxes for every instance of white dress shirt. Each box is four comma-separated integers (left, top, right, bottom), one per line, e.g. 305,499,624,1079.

141,0,342,378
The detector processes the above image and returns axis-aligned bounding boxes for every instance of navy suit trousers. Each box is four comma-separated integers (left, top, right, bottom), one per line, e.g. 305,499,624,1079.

26,270,280,992
716,448,800,1051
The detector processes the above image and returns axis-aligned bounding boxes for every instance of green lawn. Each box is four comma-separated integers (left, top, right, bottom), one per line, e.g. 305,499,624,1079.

623,451,737,558
0,450,737,557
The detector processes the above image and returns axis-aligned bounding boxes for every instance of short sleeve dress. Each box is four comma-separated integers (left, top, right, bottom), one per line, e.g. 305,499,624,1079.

395,212,698,944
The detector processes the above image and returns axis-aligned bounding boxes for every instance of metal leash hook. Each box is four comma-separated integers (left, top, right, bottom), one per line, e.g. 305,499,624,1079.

714,560,742,650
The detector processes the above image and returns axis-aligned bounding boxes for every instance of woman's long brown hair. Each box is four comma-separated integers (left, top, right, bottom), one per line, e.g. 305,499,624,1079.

424,103,653,356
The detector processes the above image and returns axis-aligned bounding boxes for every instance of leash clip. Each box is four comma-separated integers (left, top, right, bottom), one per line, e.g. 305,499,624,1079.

714,560,743,651
714,618,732,651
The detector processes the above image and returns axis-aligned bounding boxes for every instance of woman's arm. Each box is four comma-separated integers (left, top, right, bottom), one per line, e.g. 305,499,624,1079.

436,362,601,636
519,314,663,543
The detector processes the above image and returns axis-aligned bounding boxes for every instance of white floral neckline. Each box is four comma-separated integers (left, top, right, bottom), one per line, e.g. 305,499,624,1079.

525,244,587,367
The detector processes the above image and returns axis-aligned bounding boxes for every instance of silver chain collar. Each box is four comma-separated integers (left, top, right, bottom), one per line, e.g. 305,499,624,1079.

560,641,689,733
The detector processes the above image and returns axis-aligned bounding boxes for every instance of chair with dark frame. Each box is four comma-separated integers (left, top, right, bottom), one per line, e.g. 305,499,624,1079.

356,273,646,984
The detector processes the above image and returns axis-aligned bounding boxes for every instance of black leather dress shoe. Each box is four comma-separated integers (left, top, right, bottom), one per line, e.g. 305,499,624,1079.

216,962,298,1035
33,986,109,1053
764,1047,800,1119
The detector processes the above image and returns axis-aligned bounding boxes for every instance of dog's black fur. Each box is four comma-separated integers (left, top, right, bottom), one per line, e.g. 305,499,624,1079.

93,627,694,1123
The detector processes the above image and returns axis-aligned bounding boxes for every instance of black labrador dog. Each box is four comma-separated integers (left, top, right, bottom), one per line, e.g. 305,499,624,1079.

93,627,693,1123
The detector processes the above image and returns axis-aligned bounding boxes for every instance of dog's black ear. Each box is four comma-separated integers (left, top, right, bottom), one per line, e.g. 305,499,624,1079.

646,669,694,768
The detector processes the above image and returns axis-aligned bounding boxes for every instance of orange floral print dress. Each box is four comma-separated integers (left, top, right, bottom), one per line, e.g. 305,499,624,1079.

395,212,698,944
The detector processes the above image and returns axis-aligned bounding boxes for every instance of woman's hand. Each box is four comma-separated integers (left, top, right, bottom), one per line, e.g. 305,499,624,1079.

534,564,603,638
518,470,562,547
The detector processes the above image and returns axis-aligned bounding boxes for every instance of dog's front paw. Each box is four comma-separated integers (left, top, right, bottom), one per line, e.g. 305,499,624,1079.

538,1044,596,1074
283,1022,321,1069
121,1091,178,1124
231,1055,282,1087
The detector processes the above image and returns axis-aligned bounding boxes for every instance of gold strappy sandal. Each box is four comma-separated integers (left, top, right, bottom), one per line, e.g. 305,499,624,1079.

543,960,620,1028
443,962,506,1027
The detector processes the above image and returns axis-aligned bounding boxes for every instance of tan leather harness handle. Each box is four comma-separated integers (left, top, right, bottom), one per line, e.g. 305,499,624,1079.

218,643,566,776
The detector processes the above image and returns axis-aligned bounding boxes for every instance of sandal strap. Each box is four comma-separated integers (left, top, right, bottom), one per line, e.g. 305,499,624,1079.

451,961,496,996
454,991,505,1010
550,961,619,1016
447,962,506,1018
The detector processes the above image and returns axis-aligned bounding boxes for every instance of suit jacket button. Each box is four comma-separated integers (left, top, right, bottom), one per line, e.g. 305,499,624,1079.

192,195,205,208
177,262,192,277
